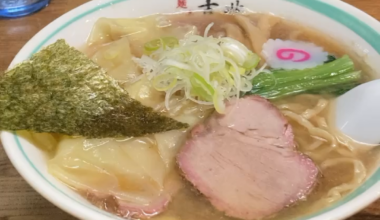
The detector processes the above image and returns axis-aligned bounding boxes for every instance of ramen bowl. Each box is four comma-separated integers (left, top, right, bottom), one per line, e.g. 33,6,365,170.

2,0,380,220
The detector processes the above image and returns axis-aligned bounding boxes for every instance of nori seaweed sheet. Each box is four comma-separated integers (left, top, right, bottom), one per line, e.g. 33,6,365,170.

0,39,187,138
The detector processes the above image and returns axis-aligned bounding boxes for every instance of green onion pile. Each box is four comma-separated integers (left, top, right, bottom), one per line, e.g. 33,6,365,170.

133,23,261,113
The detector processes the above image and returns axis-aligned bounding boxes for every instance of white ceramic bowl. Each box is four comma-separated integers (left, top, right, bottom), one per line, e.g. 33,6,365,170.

2,0,380,220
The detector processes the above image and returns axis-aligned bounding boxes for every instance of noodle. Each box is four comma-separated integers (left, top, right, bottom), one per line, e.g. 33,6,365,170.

335,147,356,158
315,116,328,128
278,96,369,207
304,140,324,151
302,99,328,119
278,103,306,112
305,147,334,162
321,158,366,203
282,110,338,147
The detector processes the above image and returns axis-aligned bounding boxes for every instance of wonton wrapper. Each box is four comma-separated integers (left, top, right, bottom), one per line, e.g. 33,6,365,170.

48,136,168,204
87,16,198,57
48,85,210,206
91,37,141,83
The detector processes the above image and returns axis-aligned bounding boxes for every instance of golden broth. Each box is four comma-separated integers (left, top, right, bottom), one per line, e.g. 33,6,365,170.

24,12,380,220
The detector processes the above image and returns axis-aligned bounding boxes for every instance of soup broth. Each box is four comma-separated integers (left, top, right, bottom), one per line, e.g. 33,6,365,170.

24,11,380,220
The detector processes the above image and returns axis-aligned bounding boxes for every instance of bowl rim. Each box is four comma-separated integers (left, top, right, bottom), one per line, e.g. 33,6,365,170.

2,0,380,220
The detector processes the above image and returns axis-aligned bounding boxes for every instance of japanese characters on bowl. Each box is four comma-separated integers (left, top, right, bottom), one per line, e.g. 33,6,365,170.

177,0,245,14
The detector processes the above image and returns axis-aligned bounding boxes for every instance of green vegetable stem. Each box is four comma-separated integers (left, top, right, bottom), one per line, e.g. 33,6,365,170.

248,55,361,99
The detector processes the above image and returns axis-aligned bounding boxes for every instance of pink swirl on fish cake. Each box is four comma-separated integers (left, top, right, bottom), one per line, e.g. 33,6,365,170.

276,48,311,62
